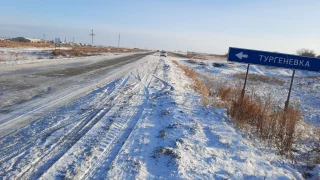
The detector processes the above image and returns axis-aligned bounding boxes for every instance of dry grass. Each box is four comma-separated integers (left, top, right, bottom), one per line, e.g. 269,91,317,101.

167,52,188,58
187,53,227,61
217,87,233,101
168,52,227,61
172,60,210,97
0,40,54,48
0,40,146,57
218,86,301,154
52,47,146,57
71,46,146,53
233,73,285,85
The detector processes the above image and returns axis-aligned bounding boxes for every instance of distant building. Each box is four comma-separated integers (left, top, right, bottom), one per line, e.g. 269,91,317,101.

26,38,42,43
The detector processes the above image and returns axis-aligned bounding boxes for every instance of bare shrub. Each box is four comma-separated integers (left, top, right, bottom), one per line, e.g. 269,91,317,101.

220,85,301,154
217,87,232,101
152,147,181,159
74,50,81,56
53,50,67,56
275,107,301,154
296,49,316,57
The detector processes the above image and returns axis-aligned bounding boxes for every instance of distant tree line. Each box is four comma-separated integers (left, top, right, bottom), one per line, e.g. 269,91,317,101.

10,37,31,42
296,48,320,58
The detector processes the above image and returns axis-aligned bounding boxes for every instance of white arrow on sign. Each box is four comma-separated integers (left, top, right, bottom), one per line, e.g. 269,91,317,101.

236,52,248,60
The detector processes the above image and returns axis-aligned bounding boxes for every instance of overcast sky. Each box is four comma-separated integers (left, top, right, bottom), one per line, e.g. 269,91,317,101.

0,0,319,54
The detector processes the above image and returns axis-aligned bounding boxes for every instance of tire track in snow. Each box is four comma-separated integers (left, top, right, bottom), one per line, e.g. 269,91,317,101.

40,74,144,179
80,72,152,180
103,59,176,179
80,60,170,179
1,56,161,179
0,79,119,167
79,59,162,179
0,53,147,138
1,75,131,179
18,75,132,180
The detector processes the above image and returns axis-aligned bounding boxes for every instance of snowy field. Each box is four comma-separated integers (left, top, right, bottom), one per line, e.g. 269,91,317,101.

0,47,140,65
0,47,71,64
175,57,320,127
0,51,314,179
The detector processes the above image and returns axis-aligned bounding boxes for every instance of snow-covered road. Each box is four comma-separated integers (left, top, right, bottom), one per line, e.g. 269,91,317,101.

0,53,157,178
0,52,150,129
0,53,305,179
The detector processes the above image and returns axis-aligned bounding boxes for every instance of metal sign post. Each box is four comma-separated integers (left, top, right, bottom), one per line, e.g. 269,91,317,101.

285,70,295,109
228,47,320,108
241,64,250,100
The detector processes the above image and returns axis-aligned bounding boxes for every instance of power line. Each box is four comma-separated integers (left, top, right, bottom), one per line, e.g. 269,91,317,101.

89,29,95,46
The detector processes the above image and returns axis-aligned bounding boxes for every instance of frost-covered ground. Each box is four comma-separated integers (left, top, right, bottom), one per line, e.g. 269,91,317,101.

0,52,309,179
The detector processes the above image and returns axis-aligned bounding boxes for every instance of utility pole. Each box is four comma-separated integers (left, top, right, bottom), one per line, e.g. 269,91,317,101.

89,29,95,46
43,33,46,43
64,37,66,43
73,37,74,44
118,33,120,48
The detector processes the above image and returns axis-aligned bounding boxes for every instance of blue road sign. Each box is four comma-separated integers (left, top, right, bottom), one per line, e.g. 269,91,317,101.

228,47,320,72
